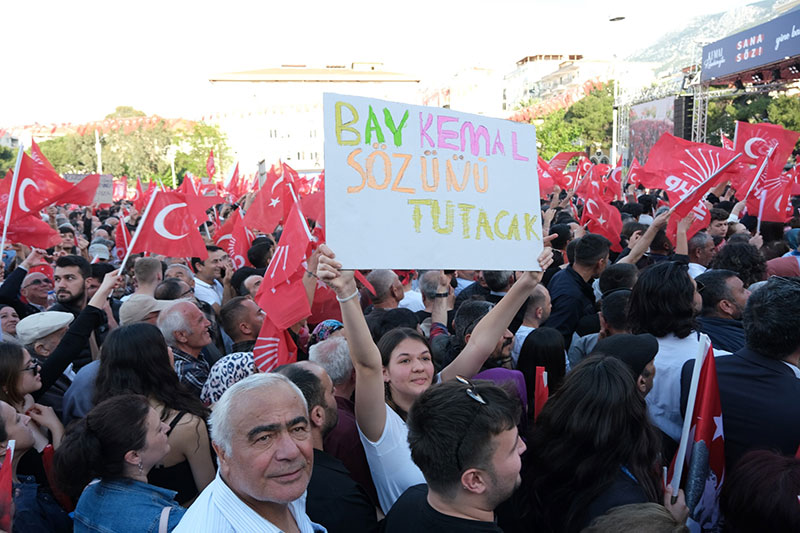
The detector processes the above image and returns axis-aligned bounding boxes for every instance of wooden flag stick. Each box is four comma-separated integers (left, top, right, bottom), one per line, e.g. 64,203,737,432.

119,189,159,270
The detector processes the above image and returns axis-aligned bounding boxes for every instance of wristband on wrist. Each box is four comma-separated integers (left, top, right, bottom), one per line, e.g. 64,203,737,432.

434,292,449,298
336,289,360,303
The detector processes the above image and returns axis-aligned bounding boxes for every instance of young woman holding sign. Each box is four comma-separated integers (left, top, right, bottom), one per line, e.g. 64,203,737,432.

316,242,553,512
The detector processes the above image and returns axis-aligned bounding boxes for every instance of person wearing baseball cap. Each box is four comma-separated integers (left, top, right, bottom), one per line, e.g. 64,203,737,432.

592,333,658,397
119,294,174,326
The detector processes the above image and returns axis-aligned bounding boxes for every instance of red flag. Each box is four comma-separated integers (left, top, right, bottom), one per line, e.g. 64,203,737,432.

734,121,799,179
253,316,298,373
1,213,62,249
548,151,584,173
264,203,312,288
113,220,132,263
113,178,127,202
206,150,216,180
720,132,734,150
642,134,739,195
0,441,14,531
537,156,560,197
0,153,73,218
131,177,145,210
54,174,101,206
30,139,56,173
580,196,623,253
606,156,624,198
227,210,256,269
213,214,237,251
131,191,208,259
257,268,311,330
309,283,343,324
747,171,794,223
242,164,290,233
671,343,725,530
225,162,240,200
533,367,549,421
627,158,643,187
181,175,220,226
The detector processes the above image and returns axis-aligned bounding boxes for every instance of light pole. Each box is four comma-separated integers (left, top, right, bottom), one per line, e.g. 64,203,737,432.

609,15,625,164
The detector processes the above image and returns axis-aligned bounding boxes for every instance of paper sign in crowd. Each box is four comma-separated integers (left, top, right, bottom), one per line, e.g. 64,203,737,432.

323,93,542,269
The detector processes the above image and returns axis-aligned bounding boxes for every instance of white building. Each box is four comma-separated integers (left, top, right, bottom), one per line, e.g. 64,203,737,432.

422,67,506,118
206,63,420,174
503,54,584,112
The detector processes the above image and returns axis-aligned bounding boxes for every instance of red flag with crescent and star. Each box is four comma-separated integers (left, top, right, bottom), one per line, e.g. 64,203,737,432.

0,154,73,221
580,189,623,253
130,191,207,259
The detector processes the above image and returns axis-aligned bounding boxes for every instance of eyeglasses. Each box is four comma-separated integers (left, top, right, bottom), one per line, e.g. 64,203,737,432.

22,279,53,289
21,360,41,376
180,288,195,298
454,376,487,472
695,280,705,294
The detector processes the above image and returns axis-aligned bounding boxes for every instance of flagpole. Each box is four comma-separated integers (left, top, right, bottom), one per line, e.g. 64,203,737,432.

286,182,313,241
119,189,159,271
0,145,25,256
743,146,776,201
667,153,743,215
756,189,767,235
670,334,710,501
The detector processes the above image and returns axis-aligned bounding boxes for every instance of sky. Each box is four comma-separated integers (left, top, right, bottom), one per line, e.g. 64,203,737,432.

1,0,757,126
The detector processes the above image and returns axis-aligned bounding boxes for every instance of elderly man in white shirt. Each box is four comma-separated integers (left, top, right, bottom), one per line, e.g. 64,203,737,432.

174,373,326,533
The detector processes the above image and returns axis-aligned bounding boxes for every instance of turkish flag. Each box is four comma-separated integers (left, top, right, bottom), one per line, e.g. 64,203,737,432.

642,134,738,197
580,194,623,253
242,164,289,233
131,191,208,259
537,156,559,197
257,268,311,330
533,367,549,422
206,150,216,180
300,188,325,225
548,151,584,173
0,211,61,249
0,441,14,531
734,121,799,179
30,140,56,173
213,214,237,251
606,156,624,198
627,158,643,187
253,316,298,373
0,153,73,218
54,174,101,206
114,219,132,263
264,203,311,288
670,342,725,530
131,177,145,209
227,210,255,269
181,175,220,226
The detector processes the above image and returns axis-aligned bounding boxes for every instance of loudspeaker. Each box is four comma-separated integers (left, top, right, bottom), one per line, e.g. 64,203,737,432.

673,96,694,140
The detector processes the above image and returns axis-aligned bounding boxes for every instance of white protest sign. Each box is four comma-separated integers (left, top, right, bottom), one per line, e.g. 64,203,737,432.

62,174,114,204
323,93,541,269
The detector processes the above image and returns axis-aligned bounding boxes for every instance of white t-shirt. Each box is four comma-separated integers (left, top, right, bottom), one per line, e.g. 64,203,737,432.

512,325,535,365
358,403,425,513
398,290,425,312
194,277,223,307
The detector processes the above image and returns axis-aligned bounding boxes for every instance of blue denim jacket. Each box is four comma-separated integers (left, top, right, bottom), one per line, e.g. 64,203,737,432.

74,478,185,533
13,475,72,533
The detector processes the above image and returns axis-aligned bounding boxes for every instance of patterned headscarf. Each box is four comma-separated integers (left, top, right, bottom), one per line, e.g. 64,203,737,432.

308,319,344,347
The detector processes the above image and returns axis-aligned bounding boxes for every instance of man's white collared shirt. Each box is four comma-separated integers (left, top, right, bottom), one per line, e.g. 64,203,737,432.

174,472,326,533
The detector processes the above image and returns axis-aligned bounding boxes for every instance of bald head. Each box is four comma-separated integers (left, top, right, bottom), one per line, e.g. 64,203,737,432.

366,269,402,308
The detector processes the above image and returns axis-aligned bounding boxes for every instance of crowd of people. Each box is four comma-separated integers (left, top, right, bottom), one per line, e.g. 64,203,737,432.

0,180,797,533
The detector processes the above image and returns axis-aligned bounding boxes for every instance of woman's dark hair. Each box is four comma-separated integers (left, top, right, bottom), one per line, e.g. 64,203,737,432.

0,342,27,407
521,355,662,532
94,323,208,421
54,394,150,500
628,261,696,339
709,242,766,287
376,327,432,420
516,327,565,419
720,449,800,532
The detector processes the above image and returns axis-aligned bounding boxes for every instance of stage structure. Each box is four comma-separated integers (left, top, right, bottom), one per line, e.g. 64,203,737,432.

616,8,800,162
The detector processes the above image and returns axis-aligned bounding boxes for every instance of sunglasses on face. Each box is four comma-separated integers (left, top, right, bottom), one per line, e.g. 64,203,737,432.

21,360,41,376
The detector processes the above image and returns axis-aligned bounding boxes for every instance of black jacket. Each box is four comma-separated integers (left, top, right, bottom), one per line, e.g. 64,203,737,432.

541,266,595,348
697,316,745,354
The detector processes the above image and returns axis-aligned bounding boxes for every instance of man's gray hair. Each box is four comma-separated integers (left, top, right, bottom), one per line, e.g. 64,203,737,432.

688,231,713,254
309,336,353,386
210,373,308,455
165,263,193,279
157,301,192,347
366,269,397,303
482,270,513,292
418,271,440,301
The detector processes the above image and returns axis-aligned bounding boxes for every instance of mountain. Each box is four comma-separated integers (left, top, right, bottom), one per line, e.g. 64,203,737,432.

627,0,799,76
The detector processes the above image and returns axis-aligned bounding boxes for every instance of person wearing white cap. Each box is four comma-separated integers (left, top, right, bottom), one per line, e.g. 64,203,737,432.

88,243,110,263
15,270,121,418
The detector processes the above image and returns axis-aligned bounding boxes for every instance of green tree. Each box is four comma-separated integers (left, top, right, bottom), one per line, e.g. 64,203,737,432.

563,82,614,149
38,134,97,174
534,109,582,160
106,106,146,119
0,146,16,176
101,120,174,182
768,94,800,134
173,123,231,182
